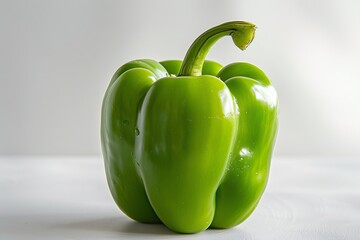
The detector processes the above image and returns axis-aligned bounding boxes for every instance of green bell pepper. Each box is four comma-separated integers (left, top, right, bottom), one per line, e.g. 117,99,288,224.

101,21,278,233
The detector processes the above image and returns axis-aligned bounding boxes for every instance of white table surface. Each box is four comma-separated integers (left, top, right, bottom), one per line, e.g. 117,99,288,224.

1,156,359,239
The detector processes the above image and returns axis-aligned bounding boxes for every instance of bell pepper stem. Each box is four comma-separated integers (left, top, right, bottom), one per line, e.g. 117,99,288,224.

178,21,256,77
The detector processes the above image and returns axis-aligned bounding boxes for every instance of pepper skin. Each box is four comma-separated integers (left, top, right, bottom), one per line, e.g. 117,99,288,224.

101,21,278,233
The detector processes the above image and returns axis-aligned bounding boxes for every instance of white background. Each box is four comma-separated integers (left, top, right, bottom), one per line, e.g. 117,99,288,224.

1,0,360,157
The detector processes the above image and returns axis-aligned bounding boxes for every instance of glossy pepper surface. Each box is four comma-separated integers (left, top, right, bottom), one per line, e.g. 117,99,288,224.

101,21,278,233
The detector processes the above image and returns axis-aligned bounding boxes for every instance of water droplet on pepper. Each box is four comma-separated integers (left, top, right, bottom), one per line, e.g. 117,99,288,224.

135,128,140,136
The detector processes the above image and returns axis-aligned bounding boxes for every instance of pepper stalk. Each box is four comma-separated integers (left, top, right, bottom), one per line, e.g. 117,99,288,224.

178,21,256,77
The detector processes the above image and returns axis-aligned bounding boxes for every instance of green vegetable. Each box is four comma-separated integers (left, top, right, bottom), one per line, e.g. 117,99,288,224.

101,21,278,234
